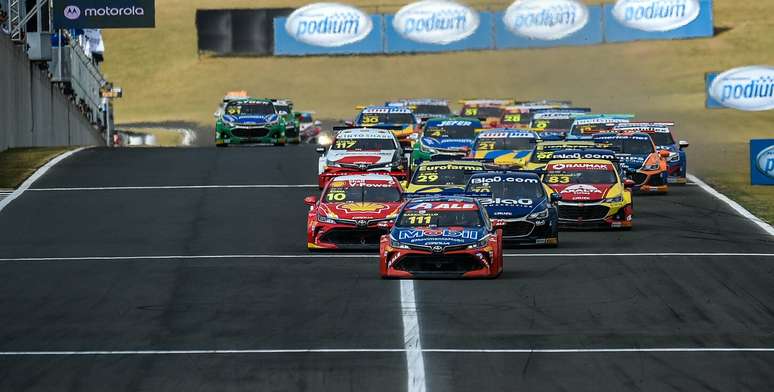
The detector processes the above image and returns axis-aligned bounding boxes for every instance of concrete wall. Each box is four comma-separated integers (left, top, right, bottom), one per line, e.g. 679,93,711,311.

0,34,105,151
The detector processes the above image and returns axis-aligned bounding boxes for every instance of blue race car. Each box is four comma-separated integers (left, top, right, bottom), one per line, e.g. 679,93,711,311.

465,171,559,247
469,129,538,169
613,122,690,184
411,117,482,167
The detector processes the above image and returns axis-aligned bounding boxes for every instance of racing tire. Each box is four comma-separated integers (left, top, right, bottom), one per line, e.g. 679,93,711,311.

274,139,286,147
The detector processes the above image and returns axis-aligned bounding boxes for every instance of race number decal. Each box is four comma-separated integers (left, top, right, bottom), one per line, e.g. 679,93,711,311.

533,120,548,129
361,115,379,124
326,191,347,201
545,175,571,184
335,140,357,149
415,173,439,183
464,108,478,116
504,114,521,123
478,141,496,150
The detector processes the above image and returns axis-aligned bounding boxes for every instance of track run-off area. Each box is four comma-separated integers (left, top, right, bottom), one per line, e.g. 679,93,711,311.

0,146,773,391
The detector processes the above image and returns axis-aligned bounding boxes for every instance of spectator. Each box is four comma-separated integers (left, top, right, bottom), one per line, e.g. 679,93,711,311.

82,29,104,64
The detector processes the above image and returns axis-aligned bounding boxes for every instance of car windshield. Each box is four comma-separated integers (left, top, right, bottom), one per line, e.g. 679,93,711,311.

544,171,617,185
463,107,503,118
398,210,484,227
411,165,483,186
648,132,675,146
358,112,415,124
225,102,275,116
323,185,401,203
475,137,534,151
413,104,451,115
333,138,396,151
424,125,476,139
467,180,545,199
599,139,654,154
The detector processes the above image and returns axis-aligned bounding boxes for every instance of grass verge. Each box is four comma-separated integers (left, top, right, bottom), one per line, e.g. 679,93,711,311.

0,147,78,189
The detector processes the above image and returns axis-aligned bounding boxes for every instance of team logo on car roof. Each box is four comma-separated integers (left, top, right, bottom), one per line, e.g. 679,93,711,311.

337,203,391,213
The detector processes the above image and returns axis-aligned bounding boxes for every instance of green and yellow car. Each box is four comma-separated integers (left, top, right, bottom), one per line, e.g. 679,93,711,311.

215,98,288,146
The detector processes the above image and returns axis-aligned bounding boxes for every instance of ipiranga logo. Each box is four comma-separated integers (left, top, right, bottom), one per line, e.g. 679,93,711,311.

757,145,774,179
709,66,774,111
286,3,372,47
393,1,479,45
503,0,589,41
612,0,700,32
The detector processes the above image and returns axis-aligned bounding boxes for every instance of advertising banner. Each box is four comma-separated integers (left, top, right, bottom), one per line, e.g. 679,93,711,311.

751,139,774,185
385,1,492,53
495,1,603,49
705,72,723,109
53,0,155,29
603,0,713,43
273,3,382,55
707,66,774,111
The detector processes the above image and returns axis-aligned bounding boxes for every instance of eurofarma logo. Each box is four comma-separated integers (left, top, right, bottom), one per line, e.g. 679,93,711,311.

756,145,774,179
503,0,589,40
709,66,774,111
285,3,373,47
392,1,480,45
612,0,701,32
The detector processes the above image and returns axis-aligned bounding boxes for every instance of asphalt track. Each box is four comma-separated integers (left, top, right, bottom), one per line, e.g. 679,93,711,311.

0,145,772,391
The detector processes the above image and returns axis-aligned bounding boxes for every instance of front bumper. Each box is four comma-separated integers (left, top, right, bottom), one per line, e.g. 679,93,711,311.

628,170,668,193
217,126,285,145
308,220,392,250
381,248,500,279
556,201,633,230
499,218,558,246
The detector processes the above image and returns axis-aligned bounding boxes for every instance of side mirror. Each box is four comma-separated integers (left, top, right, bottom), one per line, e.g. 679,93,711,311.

403,147,414,154
344,120,355,127
213,111,220,118
550,193,562,203
658,150,671,158
304,195,318,206
315,147,326,154
624,179,635,188
679,140,690,150
314,120,322,126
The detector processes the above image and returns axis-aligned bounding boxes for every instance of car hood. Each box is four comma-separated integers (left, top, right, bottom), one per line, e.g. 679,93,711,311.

392,226,487,247
481,199,543,218
421,137,472,150
550,183,615,202
223,114,279,125
326,150,396,166
319,202,402,221
615,154,647,171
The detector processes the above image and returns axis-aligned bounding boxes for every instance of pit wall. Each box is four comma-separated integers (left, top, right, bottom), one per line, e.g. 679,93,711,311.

0,34,105,151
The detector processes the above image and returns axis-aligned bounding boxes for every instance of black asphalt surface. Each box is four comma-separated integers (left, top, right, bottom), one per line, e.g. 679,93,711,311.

0,145,772,391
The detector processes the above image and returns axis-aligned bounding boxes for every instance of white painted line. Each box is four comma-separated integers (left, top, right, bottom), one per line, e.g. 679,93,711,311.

1,347,773,356
0,147,89,214
28,184,318,191
0,253,771,263
688,173,774,237
401,280,427,392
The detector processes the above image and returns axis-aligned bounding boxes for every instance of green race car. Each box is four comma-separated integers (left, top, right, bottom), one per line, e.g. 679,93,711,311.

273,99,301,144
215,98,288,146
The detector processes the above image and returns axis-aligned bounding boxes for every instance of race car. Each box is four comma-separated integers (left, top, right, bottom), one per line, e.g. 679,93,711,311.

305,174,405,250
468,129,537,169
317,129,408,189
410,117,481,167
350,106,419,146
543,158,634,229
297,111,322,143
466,172,559,247
566,114,634,140
613,122,689,184
215,98,288,146
499,106,533,129
592,131,670,193
405,160,487,194
522,140,598,170
379,196,503,279
459,100,512,128
272,99,300,144
387,99,451,123
529,108,591,140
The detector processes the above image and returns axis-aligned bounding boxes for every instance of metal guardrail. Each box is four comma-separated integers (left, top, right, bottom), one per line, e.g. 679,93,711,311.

49,38,106,127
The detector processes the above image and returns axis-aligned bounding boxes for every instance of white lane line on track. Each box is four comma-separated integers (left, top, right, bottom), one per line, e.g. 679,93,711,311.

0,147,89,214
0,253,771,262
1,348,774,356
401,280,427,392
28,184,319,191
688,173,774,237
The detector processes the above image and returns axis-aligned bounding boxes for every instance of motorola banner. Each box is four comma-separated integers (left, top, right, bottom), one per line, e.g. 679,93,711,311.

54,0,156,29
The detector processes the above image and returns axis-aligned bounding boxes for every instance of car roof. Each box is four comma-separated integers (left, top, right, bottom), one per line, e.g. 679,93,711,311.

335,128,396,139
418,160,485,167
470,171,540,179
477,129,537,138
361,106,413,114
329,174,398,182
545,158,617,166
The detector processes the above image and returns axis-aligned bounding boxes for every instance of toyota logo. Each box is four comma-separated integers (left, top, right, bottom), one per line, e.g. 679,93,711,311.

431,245,444,253
64,5,81,20
356,220,367,227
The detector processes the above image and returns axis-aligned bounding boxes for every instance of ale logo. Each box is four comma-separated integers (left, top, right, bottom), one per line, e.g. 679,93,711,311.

503,0,589,41
756,145,774,179
393,0,480,45
64,5,81,20
612,0,701,32
285,3,373,47
709,66,774,111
